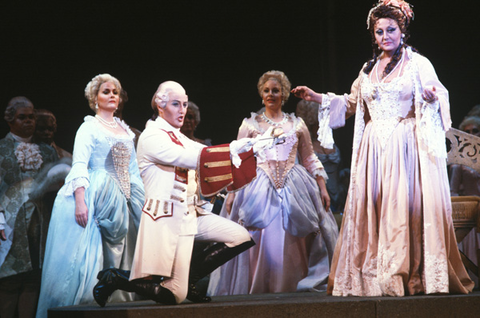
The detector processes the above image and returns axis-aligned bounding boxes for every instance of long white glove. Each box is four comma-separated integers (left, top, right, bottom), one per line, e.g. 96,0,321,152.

229,126,285,168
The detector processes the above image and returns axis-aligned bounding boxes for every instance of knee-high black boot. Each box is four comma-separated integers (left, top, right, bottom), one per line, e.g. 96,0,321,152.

187,238,255,302
93,268,176,307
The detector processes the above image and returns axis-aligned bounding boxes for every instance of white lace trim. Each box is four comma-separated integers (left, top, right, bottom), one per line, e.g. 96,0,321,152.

63,177,89,196
332,255,382,297
423,251,448,294
311,167,328,180
378,243,404,296
117,117,136,139
360,60,412,150
417,100,446,158
317,95,335,149
409,49,447,159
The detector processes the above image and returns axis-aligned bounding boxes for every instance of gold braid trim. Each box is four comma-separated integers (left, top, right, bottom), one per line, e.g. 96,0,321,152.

205,147,230,153
204,173,233,183
203,160,231,168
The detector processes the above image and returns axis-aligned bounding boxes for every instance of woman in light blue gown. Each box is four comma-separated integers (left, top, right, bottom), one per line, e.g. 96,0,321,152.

36,74,144,317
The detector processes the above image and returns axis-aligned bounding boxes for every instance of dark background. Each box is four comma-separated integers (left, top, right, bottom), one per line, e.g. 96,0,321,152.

1,0,479,167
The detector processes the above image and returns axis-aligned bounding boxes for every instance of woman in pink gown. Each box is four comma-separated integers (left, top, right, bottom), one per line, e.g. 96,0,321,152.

292,0,474,296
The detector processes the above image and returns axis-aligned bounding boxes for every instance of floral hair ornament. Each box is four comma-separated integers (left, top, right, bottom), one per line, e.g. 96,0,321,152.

155,92,170,108
366,0,414,29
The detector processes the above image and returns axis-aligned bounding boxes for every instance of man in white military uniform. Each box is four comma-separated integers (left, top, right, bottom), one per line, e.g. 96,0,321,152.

93,81,268,306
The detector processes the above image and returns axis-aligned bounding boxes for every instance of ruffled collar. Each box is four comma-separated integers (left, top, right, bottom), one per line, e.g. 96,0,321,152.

15,141,43,171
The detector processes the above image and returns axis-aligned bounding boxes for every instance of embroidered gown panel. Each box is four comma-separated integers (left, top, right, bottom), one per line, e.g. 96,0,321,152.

325,48,473,296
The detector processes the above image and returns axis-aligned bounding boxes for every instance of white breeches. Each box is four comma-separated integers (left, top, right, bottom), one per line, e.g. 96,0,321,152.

161,211,250,303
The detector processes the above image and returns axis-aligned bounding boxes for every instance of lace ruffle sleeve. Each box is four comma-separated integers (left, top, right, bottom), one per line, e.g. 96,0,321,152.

317,72,361,149
317,95,335,149
413,51,450,158
416,53,451,131
63,117,96,195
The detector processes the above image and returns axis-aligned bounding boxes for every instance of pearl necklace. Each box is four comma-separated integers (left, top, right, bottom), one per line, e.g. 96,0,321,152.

95,115,118,128
262,112,288,127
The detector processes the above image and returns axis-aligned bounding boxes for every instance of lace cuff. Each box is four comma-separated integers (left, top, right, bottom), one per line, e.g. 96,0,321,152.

311,168,328,181
317,94,335,149
425,97,440,112
63,177,90,196
418,100,447,158
0,211,5,230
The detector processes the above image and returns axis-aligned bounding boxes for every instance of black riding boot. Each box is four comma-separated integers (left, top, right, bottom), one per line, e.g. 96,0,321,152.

93,268,176,307
187,238,255,302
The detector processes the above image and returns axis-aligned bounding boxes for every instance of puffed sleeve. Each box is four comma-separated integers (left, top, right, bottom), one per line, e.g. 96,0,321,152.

296,117,328,180
317,69,363,148
63,119,96,195
237,115,258,139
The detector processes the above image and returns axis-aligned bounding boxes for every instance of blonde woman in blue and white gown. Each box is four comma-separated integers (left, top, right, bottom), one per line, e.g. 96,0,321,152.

36,74,144,317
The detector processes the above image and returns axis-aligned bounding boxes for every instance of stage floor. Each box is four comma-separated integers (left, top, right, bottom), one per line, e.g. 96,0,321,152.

49,290,480,318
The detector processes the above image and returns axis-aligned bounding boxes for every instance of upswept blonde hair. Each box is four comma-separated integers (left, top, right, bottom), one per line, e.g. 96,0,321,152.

257,70,291,102
84,73,122,112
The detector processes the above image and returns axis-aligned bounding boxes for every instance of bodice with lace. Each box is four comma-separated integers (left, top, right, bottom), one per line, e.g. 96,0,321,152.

238,113,326,189
64,116,136,199
360,58,416,149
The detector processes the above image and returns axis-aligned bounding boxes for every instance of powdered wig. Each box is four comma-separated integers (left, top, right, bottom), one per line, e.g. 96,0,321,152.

296,100,319,128
187,101,201,124
35,109,57,129
257,70,291,102
150,81,186,118
466,105,480,118
4,96,34,123
459,116,480,132
84,74,122,112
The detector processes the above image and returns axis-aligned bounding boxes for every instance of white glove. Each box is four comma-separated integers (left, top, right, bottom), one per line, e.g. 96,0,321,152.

229,126,286,168
229,138,254,168
253,126,286,154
